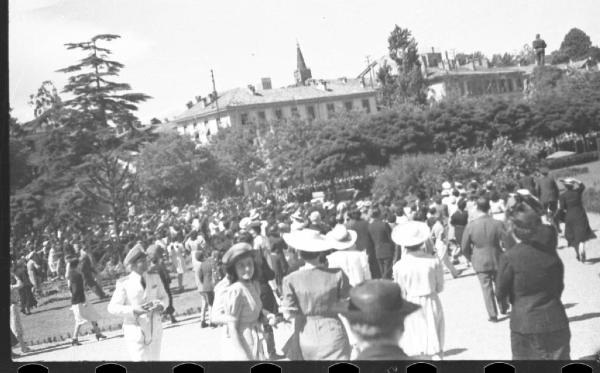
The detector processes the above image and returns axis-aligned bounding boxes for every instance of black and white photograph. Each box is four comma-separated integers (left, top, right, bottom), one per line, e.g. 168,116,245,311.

7,0,600,364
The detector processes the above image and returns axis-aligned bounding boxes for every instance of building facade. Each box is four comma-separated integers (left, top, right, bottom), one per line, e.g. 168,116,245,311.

167,44,377,144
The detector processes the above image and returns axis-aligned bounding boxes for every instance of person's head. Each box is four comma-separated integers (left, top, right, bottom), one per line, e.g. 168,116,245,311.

125,246,148,275
490,191,500,202
223,242,256,283
370,208,381,219
457,198,467,211
335,280,419,344
347,209,361,221
476,197,490,213
507,202,542,243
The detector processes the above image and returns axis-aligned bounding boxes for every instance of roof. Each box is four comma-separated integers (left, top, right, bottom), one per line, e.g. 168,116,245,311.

152,121,179,135
173,78,375,122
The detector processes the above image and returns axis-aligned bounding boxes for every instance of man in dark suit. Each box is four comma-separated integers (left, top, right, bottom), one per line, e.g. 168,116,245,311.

368,208,394,279
462,197,510,322
519,170,537,196
536,167,561,233
346,209,379,278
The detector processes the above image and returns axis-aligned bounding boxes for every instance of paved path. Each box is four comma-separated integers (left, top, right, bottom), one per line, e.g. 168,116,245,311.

15,217,600,361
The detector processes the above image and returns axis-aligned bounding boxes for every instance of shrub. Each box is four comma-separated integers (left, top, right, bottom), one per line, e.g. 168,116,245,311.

583,184,600,214
547,151,599,169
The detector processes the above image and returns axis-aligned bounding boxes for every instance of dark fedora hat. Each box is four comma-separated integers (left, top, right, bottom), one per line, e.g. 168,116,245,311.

332,279,420,324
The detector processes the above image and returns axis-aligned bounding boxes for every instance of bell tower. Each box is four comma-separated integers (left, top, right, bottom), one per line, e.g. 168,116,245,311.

294,42,312,85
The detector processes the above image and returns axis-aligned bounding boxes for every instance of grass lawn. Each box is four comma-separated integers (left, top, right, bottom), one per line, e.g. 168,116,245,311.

19,265,205,346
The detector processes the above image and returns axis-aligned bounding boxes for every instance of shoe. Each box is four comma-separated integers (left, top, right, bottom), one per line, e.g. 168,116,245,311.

488,316,499,323
71,339,81,346
95,333,107,341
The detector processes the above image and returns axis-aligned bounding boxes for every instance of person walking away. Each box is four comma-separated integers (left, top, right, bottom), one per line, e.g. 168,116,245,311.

76,243,108,300
66,254,107,346
326,225,371,286
26,252,41,296
346,209,379,279
47,244,60,280
489,191,507,222
107,245,168,361
15,259,36,315
146,243,178,324
497,202,571,359
196,249,218,328
266,226,289,296
536,167,561,233
368,208,395,279
462,197,510,322
427,208,461,279
449,199,469,265
392,221,445,359
558,178,597,263
10,272,30,356
167,232,186,292
281,229,352,360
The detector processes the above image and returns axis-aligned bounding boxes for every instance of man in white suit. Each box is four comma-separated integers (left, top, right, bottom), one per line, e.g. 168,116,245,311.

108,245,168,361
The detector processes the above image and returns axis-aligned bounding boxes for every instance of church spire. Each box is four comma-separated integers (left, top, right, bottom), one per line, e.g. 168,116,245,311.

294,42,312,85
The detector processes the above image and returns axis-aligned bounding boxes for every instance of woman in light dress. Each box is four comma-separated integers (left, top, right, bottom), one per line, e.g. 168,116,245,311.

391,221,445,360
166,232,186,292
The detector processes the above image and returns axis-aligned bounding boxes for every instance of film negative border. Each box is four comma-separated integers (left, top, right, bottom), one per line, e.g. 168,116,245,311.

2,360,599,373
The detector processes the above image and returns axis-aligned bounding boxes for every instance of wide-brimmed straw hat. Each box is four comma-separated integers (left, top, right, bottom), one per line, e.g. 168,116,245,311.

325,225,357,250
560,177,576,185
391,221,431,247
332,279,420,324
239,217,261,231
282,229,334,252
442,181,452,190
222,242,253,266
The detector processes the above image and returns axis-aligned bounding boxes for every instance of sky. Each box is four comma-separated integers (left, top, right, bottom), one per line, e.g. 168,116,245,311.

9,0,600,124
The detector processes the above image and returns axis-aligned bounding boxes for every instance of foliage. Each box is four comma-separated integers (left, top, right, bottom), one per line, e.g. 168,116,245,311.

490,53,516,67
559,28,593,60
551,166,589,180
209,123,265,180
546,152,599,170
138,134,236,203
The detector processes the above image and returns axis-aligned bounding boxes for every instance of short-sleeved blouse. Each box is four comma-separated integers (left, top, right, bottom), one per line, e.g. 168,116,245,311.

282,267,350,317
226,280,263,326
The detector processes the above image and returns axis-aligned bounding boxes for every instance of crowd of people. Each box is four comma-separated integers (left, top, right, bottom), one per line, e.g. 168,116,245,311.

10,167,596,361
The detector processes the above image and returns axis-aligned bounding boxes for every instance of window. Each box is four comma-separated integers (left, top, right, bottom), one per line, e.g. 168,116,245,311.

275,109,283,120
326,103,335,118
306,106,316,120
291,107,299,118
361,99,371,114
258,111,266,123
241,113,248,125
344,101,353,111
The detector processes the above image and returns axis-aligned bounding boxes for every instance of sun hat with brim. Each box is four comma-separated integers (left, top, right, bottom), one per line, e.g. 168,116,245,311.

332,279,420,325
442,181,452,190
325,225,358,250
123,245,147,267
516,189,532,196
308,210,321,222
222,242,253,266
391,221,431,247
560,178,576,185
282,229,334,252
239,217,261,231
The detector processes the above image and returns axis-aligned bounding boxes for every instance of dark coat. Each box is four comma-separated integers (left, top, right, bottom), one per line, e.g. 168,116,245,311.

368,219,394,259
536,175,559,204
559,184,596,247
461,215,507,272
78,252,97,282
356,343,409,360
519,175,537,196
346,219,374,252
68,269,86,305
496,225,569,334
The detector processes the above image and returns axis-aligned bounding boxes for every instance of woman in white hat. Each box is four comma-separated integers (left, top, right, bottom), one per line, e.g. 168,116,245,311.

325,225,371,287
391,221,445,360
281,229,352,360
558,178,596,263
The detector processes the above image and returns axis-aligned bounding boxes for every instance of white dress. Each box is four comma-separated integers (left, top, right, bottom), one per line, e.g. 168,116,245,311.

326,250,371,287
167,242,186,274
393,251,445,357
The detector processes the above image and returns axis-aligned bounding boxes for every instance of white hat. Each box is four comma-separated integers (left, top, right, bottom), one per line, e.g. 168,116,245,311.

516,189,532,196
282,229,334,252
442,181,452,190
239,217,260,231
323,201,335,210
454,181,463,188
560,177,576,185
309,210,321,222
290,210,304,222
325,225,358,250
391,221,431,247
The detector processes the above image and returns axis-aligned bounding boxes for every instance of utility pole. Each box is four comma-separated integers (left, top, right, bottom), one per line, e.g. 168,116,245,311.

366,55,375,88
210,69,220,125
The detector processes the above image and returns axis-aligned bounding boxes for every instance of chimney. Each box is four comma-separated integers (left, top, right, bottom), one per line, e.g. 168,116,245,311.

318,79,328,91
201,97,208,107
445,51,451,70
195,95,202,103
421,55,429,74
247,84,256,95
186,101,194,109
431,47,435,53
340,77,348,84
261,77,272,90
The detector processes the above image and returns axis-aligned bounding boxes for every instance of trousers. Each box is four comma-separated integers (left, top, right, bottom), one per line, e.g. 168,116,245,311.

476,271,507,318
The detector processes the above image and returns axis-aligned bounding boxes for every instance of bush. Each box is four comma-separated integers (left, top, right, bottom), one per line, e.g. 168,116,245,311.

547,151,599,169
583,184,600,214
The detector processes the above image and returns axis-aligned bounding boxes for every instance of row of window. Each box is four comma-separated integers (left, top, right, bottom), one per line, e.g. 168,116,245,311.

240,99,372,125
